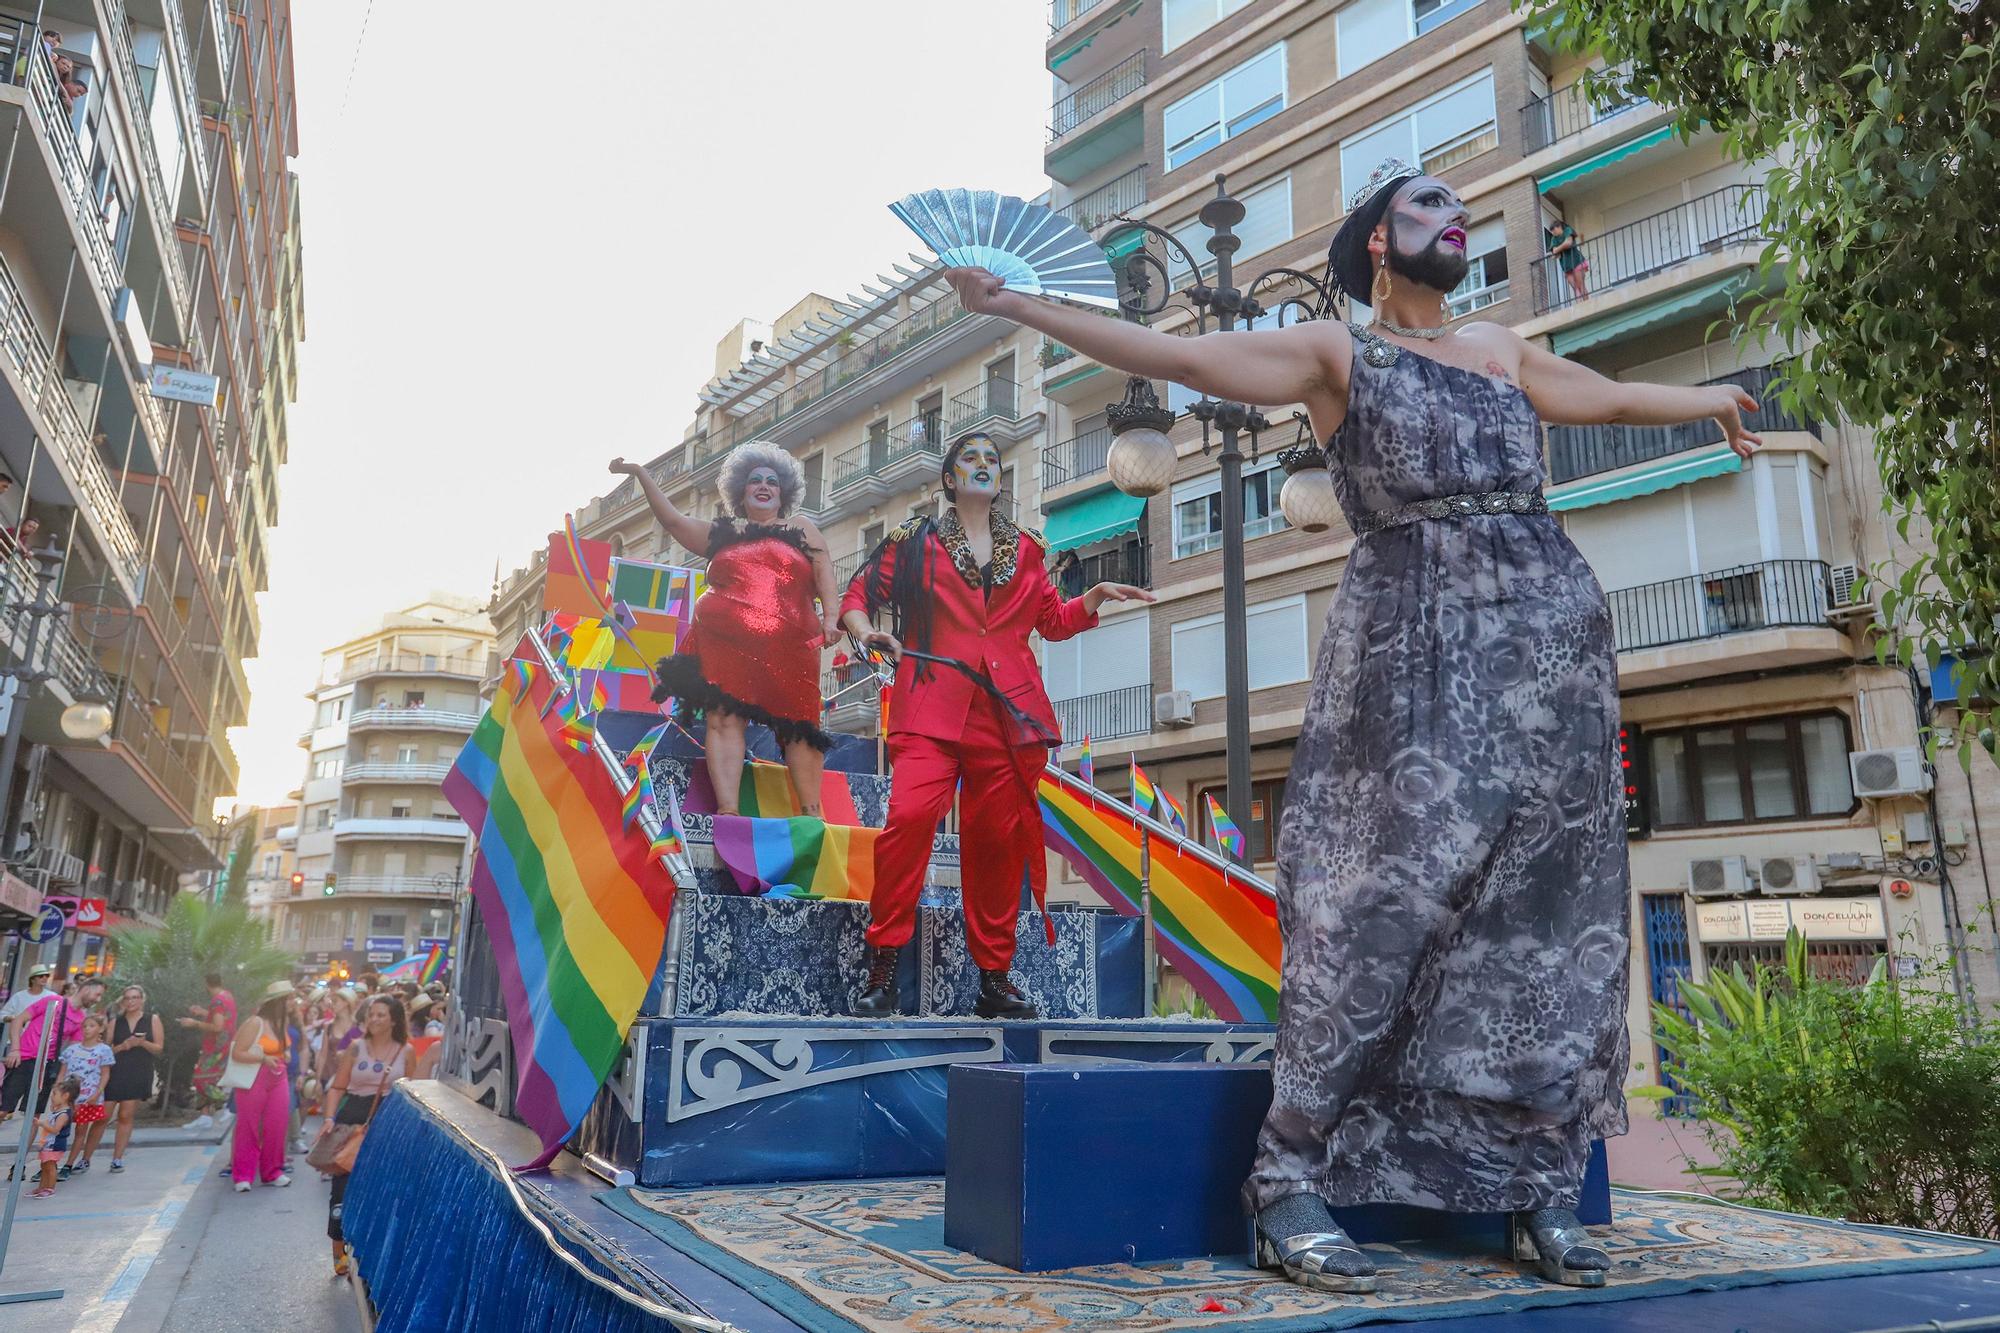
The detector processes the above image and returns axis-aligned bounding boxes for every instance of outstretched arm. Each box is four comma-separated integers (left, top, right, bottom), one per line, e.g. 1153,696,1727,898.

943,268,1348,410
1514,334,1762,458
609,458,712,556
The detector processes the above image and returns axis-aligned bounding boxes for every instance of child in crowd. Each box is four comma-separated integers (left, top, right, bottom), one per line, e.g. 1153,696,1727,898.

31,1077,79,1198
59,1012,116,1176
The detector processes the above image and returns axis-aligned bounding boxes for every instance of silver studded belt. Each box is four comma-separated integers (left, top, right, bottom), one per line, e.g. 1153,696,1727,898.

1353,490,1549,536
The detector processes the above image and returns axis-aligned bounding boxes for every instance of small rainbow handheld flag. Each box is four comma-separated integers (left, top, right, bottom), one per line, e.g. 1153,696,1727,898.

1078,733,1094,787
416,943,446,985
1160,788,1189,836
1129,758,1160,819
651,784,689,861
1205,792,1246,860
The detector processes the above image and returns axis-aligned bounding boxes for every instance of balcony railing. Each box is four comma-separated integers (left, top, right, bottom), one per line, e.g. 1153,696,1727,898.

339,653,487,683
1607,559,1832,654
1057,165,1147,232
348,706,481,733
333,817,470,842
687,294,976,470
1546,364,1812,484
1533,186,1767,315
832,549,870,589
1042,425,1113,490
163,0,211,195
0,551,118,702
109,694,200,814
1,21,126,301
343,761,456,784
949,376,1023,434
313,875,457,899
1051,51,1145,140
1053,683,1151,743
0,244,145,585
1521,68,1651,155
830,414,947,496
1062,537,1149,592
1049,0,1108,30
103,0,193,321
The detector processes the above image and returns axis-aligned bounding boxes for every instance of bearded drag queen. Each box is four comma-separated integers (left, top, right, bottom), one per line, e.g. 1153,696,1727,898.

936,159,1762,1292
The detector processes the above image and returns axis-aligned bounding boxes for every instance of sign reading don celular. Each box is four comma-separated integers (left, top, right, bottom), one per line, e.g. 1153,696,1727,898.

149,364,221,406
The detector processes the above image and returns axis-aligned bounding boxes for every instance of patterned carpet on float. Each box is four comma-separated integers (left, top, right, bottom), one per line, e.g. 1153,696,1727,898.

598,1180,2000,1331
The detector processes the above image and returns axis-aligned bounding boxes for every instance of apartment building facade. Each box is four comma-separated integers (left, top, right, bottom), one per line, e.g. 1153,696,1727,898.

273,597,490,974
217,798,295,920
0,1,303,984
1039,0,2000,1071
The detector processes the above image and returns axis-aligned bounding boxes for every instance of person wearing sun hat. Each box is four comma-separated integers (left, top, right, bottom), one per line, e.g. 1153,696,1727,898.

226,979,299,1191
935,157,1768,1293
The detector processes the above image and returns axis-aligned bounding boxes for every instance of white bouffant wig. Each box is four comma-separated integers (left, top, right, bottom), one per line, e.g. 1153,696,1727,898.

717,441,804,518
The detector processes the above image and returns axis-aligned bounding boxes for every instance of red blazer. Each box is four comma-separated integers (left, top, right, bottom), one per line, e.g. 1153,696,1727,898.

842,525,1096,746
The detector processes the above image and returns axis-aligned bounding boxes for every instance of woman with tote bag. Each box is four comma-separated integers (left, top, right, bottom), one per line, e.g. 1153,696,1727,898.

226,981,295,1191
313,994,406,1279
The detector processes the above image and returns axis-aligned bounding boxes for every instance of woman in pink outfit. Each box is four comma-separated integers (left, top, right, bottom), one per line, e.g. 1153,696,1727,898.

227,981,296,1190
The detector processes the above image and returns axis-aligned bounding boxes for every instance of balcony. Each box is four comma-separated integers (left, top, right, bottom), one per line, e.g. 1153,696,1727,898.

276,825,298,847
1057,165,1147,233
1049,0,1109,31
1533,187,1766,316
1051,51,1144,141
1546,364,1811,484
1052,684,1151,744
348,706,481,734
1062,537,1149,592
829,413,951,505
339,653,487,684
1521,71,1652,155
0,251,146,589
102,0,193,327
0,22,124,302
332,817,470,843
343,761,455,784
949,376,1030,439
1042,424,1113,491
691,294,978,467
316,875,457,900
1609,559,1833,654
821,660,883,736
162,0,211,207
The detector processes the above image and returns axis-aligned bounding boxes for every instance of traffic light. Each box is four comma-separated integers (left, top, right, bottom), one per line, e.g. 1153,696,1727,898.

322,871,338,897
289,871,305,895
1619,725,1650,839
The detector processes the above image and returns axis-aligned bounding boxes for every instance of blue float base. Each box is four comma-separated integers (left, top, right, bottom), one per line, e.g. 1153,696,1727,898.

570,1014,1278,1188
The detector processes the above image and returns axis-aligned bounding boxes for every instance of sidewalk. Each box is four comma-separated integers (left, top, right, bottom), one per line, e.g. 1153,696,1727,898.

1607,1103,1731,1194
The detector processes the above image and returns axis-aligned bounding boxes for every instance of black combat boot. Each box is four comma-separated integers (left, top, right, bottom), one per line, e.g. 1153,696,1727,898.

974,969,1038,1019
852,946,901,1016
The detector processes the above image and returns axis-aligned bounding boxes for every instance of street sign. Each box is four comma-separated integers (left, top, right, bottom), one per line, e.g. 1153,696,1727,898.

42,895,78,926
366,951,394,965
365,937,405,953
148,363,220,406
73,898,106,930
21,903,64,943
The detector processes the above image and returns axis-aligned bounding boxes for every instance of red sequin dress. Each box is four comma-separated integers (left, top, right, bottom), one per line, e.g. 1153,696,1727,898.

653,519,832,751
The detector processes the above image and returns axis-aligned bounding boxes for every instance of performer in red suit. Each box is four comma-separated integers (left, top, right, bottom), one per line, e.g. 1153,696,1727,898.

840,433,1152,1018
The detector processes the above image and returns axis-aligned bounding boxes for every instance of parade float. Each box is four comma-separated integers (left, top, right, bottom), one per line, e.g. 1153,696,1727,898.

338,534,2000,1332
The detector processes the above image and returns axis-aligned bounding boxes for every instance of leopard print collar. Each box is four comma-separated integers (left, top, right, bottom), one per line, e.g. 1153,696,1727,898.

936,506,1020,591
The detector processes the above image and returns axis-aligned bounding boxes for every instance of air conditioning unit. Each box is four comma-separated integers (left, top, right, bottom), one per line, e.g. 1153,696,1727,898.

1827,562,1865,608
1849,746,1932,798
1689,855,1753,898
1758,855,1820,895
1154,689,1195,727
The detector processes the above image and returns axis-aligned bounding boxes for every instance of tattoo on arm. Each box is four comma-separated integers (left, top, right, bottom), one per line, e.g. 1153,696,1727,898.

1485,360,1518,385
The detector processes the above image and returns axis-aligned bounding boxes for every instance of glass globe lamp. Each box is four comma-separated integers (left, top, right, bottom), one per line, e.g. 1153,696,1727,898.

1278,444,1341,533
60,699,114,741
1104,376,1179,498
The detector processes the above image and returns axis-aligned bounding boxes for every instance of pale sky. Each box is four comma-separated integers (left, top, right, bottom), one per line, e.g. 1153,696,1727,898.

229,2,1054,808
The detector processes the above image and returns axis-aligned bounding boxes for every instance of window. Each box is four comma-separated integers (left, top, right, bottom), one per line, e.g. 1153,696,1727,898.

1042,613,1151,700
262,853,280,878
390,800,413,819
1446,218,1510,318
1167,175,1293,286
1338,71,1497,202
334,698,346,720
1164,0,1252,51
369,912,406,937
1337,0,1482,78
397,745,420,764
1197,777,1286,860
311,755,343,780
312,807,333,830
1163,44,1286,170
1171,457,1288,558
1644,712,1857,830
1171,595,1311,700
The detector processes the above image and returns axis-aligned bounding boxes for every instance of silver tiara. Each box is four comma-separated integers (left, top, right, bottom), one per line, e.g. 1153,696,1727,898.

1345,157,1421,214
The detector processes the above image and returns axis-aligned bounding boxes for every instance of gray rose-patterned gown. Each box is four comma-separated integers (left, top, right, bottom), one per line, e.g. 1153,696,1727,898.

1245,323,1630,1217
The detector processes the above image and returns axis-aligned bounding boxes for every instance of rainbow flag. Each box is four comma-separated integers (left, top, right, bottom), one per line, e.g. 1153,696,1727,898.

653,785,689,861
1205,792,1246,860
442,664,673,1169
1129,758,1160,819
417,943,446,985
1160,788,1189,836
679,758,864,825
710,815,879,901
1039,772,1279,1021
542,527,613,617
1078,734,1094,787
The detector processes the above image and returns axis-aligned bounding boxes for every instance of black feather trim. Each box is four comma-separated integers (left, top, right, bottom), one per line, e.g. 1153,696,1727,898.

652,652,834,753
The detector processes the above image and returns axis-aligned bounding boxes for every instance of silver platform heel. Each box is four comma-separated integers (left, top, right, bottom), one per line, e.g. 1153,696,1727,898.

1252,1225,1379,1295
1508,1207,1609,1288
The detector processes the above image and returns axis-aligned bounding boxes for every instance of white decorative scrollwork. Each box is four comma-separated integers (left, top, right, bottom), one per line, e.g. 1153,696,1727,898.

1038,1028,1276,1067
608,1027,649,1118
447,1014,514,1116
665,1024,1003,1122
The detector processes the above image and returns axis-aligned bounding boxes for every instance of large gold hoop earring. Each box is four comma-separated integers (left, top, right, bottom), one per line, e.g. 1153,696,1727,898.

1371,263,1392,306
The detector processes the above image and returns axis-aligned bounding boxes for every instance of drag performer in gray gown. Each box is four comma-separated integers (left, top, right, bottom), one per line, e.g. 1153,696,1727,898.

942,158,1761,1294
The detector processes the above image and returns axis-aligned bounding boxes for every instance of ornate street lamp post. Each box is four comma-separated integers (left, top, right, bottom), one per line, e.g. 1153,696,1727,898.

1098,175,1337,863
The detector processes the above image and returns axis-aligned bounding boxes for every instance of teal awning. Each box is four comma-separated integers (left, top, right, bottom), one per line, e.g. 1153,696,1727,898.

1537,125,1676,194
1550,274,1747,356
1045,362,1108,395
1045,487,1145,551
1103,227,1145,260
1547,443,1741,512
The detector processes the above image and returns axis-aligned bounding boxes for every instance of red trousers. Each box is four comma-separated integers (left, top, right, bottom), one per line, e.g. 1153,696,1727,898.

868,696,1045,971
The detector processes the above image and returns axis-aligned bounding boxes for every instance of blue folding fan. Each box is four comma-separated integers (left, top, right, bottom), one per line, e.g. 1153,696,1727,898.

889,188,1121,310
